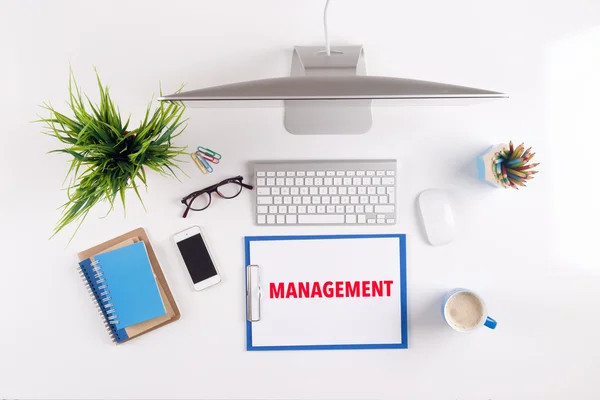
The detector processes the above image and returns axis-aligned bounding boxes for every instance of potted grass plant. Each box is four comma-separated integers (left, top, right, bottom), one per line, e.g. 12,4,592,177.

38,70,187,239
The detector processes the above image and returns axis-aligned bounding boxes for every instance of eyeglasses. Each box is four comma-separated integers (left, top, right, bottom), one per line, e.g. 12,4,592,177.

181,175,254,218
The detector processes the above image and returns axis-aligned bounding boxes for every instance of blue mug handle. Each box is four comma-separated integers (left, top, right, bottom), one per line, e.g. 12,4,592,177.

484,316,497,329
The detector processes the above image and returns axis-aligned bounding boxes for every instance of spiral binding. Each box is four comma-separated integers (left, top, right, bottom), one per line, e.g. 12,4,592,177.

78,260,121,343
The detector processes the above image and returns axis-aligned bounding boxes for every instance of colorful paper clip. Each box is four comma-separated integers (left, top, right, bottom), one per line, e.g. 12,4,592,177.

191,152,208,174
198,153,214,173
196,150,219,164
197,146,222,160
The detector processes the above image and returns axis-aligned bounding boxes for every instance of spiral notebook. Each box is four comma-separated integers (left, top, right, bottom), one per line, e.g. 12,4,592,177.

78,237,168,343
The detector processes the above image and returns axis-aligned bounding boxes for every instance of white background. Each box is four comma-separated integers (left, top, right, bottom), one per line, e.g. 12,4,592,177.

1,0,600,399
249,237,402,347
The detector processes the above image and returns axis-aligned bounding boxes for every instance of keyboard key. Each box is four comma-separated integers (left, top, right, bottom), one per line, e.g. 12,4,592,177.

271,187,280,195
302,197,311,204
358,214,366,224
266,178,275,186
324,177,333,186
257,206,268,214
388,192,395,204
328,187,338,195
267,172,275,177
368,187,376,195
267,215,275,224
376,171,385,176
343,177,352,186
276,178,284,186
277,171,285,177
363,177,371,185
326,205,335,213
289,205,297,213
339,187,347,195
269,205,278,214
257,187,270,195
379,195,388,204
298,206,307,214
307,206,316,213
370,196,379,204
300,187,309,195
341,196,350,204
336,171,345,176
257,171,266,177
365,205,374,213
387,187,394,194
348,187,357,195
350,196,359,204
322,196,331,204
386,170,395,176
297,171,306,177
312,196,321,204
316,171,325,176
276,215,285,224
305,177,314,186
333,177,342,185
257,178,265,186
284,197,292,205
356,205,364,213
319,187,328,195
357,171,365,176
257,197,273,205
376,218,386,224
286,215,297,224
347,171,356,176
372,177,381,185
279,206,287,214
326,171,335,176
377,214,386,219
293,197,301,204
286,171,295,177
310,187,318,195
291,187,300,195
307,171,315,176
281,187,290,195
367,171,375,176
377,186,386,195
346,205,355,213
367,218,375,224
358,187,366,195
375,205,395,213
317,205,326,213
285,178,294,186
258,215,266,224
387,219,395,224
298,214,345,224
274,197,283,204
331,196,340,204
353,177,362,185
314,177,323,186
360,196,369,204
346,214,357,224
295,177,304,186
382,177,395,185
336,205,345,213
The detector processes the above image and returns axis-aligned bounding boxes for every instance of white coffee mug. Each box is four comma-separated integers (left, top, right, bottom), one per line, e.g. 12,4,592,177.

442,288,497,332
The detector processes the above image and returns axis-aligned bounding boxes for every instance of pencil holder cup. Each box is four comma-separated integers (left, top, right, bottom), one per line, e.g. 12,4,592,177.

476,143,509,188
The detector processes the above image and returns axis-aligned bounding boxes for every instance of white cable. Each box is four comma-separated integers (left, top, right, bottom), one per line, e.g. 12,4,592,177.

323,0,331,56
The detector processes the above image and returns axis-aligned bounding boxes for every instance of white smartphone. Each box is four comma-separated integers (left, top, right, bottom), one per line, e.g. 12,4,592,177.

173,226,222,291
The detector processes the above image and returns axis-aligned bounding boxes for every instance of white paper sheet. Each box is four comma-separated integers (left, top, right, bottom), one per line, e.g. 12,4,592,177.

246,235,406,350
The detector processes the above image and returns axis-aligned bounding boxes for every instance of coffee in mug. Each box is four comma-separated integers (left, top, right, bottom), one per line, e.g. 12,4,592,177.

442,289,497,332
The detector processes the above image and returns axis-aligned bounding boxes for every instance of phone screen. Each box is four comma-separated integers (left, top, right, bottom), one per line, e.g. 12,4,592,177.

177,233,218,283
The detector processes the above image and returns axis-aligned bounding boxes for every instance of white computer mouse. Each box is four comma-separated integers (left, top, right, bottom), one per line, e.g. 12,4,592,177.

418,189,455,246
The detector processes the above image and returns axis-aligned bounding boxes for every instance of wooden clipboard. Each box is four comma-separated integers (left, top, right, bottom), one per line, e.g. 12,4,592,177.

78,227,181,343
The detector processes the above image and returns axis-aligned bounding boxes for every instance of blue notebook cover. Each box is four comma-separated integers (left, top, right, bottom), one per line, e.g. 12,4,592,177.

80,241,166,333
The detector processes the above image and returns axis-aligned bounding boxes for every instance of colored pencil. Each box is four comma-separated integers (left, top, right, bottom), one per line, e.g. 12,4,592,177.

508,177,525,187
513,163,539,171
501,163,509,186
506,168,528,178
509,141,514,152
490,141,538,189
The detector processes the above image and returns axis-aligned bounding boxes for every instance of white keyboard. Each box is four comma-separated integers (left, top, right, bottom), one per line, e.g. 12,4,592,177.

252,160,397,225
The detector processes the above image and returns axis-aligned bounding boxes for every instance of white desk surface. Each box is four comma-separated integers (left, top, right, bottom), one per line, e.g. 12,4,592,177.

1,1,600,399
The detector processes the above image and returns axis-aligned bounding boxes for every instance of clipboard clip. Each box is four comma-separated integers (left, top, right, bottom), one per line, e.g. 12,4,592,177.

246,265,261,322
